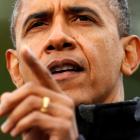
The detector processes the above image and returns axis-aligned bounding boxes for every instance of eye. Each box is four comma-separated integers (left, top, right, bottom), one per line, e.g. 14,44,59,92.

72,15,94,23
27,21,48,31
77,15,90,21
32,21,45,27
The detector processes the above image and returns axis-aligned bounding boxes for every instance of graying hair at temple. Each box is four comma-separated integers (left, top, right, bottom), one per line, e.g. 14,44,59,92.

10,0,130,47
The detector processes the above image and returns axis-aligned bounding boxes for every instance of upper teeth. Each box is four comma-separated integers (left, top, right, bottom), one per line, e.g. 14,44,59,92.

51,65,75,73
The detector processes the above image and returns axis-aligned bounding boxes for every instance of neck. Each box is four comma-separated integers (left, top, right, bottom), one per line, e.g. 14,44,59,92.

103,76,125,104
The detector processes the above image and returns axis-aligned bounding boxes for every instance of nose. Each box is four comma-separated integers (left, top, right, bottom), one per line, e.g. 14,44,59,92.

45,23,76,53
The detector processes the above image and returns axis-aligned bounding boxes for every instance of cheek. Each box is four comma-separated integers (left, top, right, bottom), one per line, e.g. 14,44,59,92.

18,33,47,59
75,32,123,83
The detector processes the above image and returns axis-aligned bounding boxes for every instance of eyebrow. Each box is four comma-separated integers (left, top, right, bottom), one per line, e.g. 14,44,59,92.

66,6,102,20
23,6,102,29
23,11,52,28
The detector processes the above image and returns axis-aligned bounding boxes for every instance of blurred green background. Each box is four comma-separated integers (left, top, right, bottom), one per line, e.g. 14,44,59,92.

0,0,140,139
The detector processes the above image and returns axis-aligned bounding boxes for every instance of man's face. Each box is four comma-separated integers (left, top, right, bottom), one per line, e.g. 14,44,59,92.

12,0,125,105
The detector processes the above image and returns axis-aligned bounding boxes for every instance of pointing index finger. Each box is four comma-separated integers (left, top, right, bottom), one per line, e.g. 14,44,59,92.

20,45,61,92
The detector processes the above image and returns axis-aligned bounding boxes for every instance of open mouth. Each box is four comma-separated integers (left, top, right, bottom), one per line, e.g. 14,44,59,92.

47,59,84,80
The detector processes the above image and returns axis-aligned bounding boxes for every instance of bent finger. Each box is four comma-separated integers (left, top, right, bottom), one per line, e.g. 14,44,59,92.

0,83,72,116
9,111,67,137
1,95,73,133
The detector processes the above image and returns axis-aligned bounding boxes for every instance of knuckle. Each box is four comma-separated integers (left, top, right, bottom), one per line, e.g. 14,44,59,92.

0,93,12,112
57,119,71,131
17,111,41,129
25,82,40,95
16,120,25,130
66,110,74,120
27,95,39,108
62,120,71,131
25,82,36,92
1,93,11,102
4,96,13,107
61,95,75,109
67,98,75,109
26,82,35,91
30,111,41,123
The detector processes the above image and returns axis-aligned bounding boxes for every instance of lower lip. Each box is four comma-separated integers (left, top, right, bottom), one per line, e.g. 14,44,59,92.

52,71,83,81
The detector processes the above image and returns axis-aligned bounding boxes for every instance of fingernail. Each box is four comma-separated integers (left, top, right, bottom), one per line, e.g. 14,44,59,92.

11,129,17,137
1,120,10,133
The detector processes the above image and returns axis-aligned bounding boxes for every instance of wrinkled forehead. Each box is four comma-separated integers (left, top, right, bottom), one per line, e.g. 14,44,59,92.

21,0,109,14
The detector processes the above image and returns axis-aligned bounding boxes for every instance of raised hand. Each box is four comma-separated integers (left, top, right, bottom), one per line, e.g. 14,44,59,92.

0,47,78,140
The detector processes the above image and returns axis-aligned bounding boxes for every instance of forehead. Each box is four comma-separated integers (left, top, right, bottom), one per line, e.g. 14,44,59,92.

21,0,109,14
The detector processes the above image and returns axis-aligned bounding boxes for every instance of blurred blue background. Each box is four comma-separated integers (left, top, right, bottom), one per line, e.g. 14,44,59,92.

0,0,140,139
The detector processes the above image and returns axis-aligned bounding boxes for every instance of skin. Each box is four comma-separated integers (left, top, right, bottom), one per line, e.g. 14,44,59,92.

0,0,140,139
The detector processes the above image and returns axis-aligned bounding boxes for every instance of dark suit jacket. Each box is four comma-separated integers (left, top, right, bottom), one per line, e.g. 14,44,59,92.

76,97,140,140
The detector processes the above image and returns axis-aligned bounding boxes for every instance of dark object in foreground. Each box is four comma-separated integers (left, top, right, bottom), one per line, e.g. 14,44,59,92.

77,97,140,140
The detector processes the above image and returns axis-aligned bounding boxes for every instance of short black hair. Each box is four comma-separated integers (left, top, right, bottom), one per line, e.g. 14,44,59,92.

108,0,130,36
10,0,130,47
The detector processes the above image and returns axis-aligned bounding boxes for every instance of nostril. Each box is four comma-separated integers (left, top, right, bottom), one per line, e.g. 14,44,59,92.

63,43,72,48
47,45,55,50
45,42,74,53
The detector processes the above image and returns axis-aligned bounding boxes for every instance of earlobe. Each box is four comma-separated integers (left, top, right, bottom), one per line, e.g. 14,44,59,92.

121,35,140,76
6,49,24,87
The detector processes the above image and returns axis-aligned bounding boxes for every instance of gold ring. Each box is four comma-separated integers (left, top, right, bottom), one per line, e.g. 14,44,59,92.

40,97,50,113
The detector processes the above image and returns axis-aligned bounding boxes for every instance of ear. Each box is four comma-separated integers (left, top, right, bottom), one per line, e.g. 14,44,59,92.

6,49,24,87
121,35,140,76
